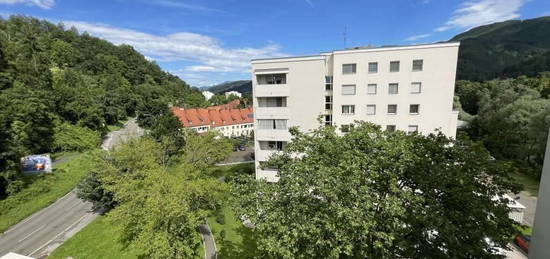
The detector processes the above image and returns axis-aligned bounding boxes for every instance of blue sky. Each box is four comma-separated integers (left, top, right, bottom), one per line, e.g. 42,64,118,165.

1,0,549,87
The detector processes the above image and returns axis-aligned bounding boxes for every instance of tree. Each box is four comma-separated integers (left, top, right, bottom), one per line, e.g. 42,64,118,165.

182,131,232,169
471,79,550,174
76,170,116,211
233,123,520,258
85,138,227,258
148,113,186,166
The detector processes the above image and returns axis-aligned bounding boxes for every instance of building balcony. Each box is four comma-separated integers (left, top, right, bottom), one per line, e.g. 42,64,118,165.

254,107,290,119
255,149,282,161
255,84,290,97
255,129,291,141
256,168,279,182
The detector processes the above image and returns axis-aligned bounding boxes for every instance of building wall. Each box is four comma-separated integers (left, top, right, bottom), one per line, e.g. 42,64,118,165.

331,43,459,137
191,123,254,137
251,43,460,182
252,56,326,182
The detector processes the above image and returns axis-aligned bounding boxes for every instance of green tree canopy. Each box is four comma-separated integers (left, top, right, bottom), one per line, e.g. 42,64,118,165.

233,123,520,258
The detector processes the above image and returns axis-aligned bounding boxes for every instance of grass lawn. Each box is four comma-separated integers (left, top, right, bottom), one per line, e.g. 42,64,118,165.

209,163,254,180
0,152,96,232
49,216,139,259
207,206,258,259
511,172,540,196
50,215,204,259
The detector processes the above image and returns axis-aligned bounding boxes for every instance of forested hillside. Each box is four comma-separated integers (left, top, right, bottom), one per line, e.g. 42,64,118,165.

0,16,206,197
453,16,550,81
208,80,252,94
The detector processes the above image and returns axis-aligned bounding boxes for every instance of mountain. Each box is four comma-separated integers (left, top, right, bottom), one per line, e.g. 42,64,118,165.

207,80,252,94
451,16,550,81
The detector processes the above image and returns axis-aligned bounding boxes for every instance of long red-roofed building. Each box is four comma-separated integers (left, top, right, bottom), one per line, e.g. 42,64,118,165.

171,100,254,137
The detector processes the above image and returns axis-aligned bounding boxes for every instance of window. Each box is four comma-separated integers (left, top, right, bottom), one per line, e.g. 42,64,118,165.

258,97,287,107
410,104,420,114
366,105,376,115
325,76,333,90
342,105,355,115
342,64,357,75
390,61,400,72
342,85,356,95
408,125,418,134
367,84,377,95
386,125,396,132
260,141,285,151
368,62,378,73
411,82,422,94
389,83,399,94
257,119,287,130
341,124,354,133
325,115,332,126
325,96,333,110
387,104,397,114
257,73,286,84
413,59,423,71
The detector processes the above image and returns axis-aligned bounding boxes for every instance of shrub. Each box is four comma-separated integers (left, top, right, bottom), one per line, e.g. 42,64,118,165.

53,122,101,152
216,213,225,225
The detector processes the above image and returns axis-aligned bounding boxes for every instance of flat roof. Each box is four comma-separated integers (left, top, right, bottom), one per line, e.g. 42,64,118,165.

251,41,460,63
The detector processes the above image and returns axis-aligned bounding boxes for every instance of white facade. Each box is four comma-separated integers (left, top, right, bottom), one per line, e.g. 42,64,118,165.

202,91,214,100
251,42,460,182
202,123,254,137
225,91,242,98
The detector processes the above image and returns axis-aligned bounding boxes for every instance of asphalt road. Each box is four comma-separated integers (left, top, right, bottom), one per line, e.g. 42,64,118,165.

0,118,143,258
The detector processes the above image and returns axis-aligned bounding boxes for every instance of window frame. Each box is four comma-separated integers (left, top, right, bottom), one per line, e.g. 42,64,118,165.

388,83,399,95
387,104,397,115
367,84,377,95
342,84,357,95
342,63,357,75
408,125,419,134
412,59,423,72
341,124,354,133
386,125,396,132
411,82,422,94
409,104,420,114
368,62,378,73
342,105,355,115
366,104,376,115
390,61,400,72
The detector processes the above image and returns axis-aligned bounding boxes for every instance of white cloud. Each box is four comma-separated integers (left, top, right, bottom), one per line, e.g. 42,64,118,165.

436,0,527,32
0,0,54,9
63,21,286,86
145,0,222,13
404,0,528,41
405,33,432,42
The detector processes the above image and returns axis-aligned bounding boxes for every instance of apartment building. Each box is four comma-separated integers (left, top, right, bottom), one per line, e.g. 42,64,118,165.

251,42,460,182
171,100,254,137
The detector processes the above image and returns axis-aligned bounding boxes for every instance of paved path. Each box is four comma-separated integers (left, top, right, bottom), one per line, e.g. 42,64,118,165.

0,118,143,258
199,223,217,259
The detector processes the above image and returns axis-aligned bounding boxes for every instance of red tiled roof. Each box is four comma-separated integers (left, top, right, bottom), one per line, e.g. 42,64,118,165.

171,104,253,128
207,99,240,111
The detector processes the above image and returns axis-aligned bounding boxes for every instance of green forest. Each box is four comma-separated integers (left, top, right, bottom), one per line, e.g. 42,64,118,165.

0,16,208,198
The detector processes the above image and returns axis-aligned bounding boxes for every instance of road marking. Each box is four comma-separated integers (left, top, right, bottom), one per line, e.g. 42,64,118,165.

3,191,74,235
18,225,45,243
28,213,90,257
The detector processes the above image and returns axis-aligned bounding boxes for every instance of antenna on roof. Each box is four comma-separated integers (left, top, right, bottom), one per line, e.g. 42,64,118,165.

343,26,347,48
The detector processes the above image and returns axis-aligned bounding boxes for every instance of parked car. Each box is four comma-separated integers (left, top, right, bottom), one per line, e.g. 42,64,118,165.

514,234,530,254
238,144,246,151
